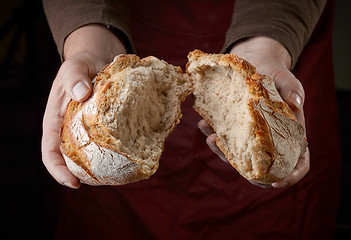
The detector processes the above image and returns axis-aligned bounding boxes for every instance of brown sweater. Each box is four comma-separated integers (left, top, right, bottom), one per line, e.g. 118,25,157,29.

42,0,327,68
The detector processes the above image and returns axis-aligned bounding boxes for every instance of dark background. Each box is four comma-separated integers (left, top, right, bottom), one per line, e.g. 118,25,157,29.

1,0,350,239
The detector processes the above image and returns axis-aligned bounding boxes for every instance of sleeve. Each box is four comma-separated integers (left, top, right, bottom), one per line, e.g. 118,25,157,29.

222,0,328,68
42,0,135,59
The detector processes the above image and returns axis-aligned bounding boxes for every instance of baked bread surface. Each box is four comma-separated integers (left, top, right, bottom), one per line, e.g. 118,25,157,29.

60,54,192,185
187,50,307,184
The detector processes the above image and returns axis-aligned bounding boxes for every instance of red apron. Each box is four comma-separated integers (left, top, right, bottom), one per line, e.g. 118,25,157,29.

55,1,341,239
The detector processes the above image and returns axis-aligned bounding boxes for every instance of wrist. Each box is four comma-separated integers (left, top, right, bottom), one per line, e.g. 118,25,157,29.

230,36,292,71
63,24,127,64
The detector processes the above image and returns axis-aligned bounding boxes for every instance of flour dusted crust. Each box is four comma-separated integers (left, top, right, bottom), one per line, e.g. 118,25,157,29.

61,99,148,185
187,50,307,184
60,54,192,185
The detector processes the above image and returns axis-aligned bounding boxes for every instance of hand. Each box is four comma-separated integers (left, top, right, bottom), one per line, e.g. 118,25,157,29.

41,24,126,188
198,36,309,188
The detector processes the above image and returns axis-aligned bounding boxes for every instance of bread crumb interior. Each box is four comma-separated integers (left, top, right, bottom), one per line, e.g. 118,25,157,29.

192,65,257,175
98,60,190,167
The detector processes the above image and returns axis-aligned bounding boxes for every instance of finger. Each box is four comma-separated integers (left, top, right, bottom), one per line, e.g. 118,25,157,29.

42,144,81,189
248,180,272,188
42,118,81,189
198,119,215,137
273,70,305,112
41,79,81,189
60,57,94,102
271,148,310,188
206,134,229,163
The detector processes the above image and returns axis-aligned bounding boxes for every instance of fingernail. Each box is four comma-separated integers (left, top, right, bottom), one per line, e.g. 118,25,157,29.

289,92,302,110
62,182,79,189
72,82,89,101
206,135,217,147
272,181,288,188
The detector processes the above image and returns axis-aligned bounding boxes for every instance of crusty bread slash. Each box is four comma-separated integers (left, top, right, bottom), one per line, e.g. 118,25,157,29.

60,54,192,185
187,50,307,184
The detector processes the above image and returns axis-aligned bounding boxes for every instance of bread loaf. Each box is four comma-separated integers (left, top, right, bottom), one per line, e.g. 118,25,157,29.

60,54,192,185
187,50,307,184
61,50,306,186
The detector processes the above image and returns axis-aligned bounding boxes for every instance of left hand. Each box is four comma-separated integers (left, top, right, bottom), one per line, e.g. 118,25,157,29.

41,24,127,188
198,36,310,188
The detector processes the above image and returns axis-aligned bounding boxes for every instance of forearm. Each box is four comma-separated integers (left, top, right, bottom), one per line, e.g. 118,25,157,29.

223,0,327,68
43,0,133,60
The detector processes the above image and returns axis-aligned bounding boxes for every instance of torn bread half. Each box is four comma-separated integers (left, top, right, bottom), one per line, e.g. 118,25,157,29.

187,50,307,184
60,54,192,185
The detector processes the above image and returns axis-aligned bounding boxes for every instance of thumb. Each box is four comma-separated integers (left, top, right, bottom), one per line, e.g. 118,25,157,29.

60,56,95,102
273,70,305,112
71,81,92,102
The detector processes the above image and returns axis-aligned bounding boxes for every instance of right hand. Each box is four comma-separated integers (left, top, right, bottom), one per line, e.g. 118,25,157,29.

41,24,126,188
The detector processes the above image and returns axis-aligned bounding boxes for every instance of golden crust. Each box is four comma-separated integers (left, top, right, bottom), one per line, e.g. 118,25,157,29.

60,101,98,180
60,97,146,185
188,49,256,76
